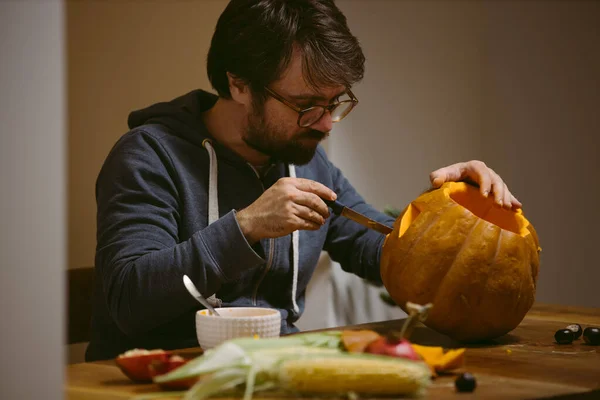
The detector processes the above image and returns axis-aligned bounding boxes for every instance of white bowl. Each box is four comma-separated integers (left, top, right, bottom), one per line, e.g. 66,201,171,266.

195,307,281,349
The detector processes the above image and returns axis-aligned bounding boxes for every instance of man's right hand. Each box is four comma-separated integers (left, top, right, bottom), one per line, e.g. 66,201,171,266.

236,177,337,245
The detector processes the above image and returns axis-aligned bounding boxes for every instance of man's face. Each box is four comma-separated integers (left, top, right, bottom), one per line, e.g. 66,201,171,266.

242,49,347,165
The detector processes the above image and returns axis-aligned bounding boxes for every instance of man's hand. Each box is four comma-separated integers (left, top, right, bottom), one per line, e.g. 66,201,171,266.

429,160,522,210
236,177,337,244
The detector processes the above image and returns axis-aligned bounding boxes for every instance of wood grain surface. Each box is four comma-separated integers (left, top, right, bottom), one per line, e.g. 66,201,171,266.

66,303,600,399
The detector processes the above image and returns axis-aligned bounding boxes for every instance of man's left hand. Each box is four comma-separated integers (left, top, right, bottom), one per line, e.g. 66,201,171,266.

429,160,522,210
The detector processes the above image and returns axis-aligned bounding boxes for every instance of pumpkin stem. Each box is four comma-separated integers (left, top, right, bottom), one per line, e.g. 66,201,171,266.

399,302,433,340
385,332,403,344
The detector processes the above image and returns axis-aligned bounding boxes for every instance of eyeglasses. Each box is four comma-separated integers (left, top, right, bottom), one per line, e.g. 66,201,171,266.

264,86,358,128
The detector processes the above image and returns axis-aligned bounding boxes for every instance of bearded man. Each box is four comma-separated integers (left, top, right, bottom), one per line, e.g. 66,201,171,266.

86,0,520,361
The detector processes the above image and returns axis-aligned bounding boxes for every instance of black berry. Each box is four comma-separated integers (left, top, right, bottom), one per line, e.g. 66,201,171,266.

554,329,574,344
583,327,600,345
455,372,477,393
566,324,583,340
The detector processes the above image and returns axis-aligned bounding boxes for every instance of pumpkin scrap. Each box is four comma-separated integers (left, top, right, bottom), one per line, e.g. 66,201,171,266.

341,330,464,376
341,330,381,353
412,345,465,375
381,182,541,342
435,348,465,371
411,344,444,362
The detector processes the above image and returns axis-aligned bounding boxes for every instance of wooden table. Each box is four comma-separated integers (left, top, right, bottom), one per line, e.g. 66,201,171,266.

66,303,600,399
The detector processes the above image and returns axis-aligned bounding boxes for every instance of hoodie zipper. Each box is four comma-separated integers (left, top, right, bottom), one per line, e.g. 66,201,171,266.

247,163,275,306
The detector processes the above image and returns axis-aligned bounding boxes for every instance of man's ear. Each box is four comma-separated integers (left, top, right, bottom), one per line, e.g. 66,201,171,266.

227,72,251,107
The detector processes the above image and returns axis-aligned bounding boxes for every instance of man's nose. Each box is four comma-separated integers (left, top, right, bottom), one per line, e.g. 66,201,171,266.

312,110,333,133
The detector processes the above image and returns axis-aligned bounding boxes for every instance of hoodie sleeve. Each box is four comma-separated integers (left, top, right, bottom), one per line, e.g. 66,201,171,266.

95,131,265,337
319,150,396,284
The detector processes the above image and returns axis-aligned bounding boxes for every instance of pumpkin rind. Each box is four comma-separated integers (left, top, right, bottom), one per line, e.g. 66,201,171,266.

381,182,541,342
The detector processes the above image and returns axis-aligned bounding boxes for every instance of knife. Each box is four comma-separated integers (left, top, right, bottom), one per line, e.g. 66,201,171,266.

323,198,393,235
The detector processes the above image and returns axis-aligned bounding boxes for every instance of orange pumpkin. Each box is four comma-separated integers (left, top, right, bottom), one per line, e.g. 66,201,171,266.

381,182,541,342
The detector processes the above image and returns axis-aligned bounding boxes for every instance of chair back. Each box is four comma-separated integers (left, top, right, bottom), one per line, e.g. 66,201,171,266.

67,266,95,344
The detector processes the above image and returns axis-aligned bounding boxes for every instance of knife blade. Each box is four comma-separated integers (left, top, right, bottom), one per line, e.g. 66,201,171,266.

323,198,393,235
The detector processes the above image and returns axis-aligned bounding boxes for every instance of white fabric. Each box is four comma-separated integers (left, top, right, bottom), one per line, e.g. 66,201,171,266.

202,139,219,225
202,139,222,308
288,164,300,314
327,260,407,327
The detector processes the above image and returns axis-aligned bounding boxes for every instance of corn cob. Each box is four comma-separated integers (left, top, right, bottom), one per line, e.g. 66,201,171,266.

278,353,431,396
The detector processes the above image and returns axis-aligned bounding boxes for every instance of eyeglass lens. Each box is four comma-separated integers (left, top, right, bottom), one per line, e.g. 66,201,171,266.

299,101,355,127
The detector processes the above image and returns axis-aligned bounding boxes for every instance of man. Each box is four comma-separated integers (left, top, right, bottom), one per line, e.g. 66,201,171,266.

86,0,520,361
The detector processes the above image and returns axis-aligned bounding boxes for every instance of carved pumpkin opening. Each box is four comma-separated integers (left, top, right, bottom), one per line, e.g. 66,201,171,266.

446,184,529,237
398,204,420,238
397,183,530,239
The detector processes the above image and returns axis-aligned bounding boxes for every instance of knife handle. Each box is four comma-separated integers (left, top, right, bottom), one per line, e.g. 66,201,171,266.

322,198,345,215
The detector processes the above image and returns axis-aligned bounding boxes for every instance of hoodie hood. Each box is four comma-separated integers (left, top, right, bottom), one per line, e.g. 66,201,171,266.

128,89,252,166
128,89,219,148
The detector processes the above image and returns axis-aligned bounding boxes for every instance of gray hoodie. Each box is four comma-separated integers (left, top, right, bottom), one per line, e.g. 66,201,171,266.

86,89,394,361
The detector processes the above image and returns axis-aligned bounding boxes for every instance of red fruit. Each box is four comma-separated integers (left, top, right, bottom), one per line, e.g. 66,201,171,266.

365,334,420,361
115,349,170,382
149,355,198,390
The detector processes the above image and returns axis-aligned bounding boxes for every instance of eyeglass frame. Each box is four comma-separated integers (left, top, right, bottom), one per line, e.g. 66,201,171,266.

263,86,358,128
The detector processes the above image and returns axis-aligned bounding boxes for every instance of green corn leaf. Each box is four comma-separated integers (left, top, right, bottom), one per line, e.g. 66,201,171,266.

154,342,249,384
183,367,248,400
242,365,257,400
229,331,342,351
155,332,343,385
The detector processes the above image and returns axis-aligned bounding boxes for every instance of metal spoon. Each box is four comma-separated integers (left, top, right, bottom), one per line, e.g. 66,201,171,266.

183,275,221,316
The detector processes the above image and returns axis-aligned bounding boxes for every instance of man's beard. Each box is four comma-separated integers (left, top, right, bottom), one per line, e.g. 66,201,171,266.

242,104,328,165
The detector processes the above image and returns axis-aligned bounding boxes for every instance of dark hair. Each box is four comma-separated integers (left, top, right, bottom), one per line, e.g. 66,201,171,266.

207,0,365,98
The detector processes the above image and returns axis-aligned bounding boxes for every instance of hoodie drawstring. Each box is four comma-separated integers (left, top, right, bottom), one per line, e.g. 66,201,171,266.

201,139,299,314
202,139,220,225
201,139,222,308
288,164,300,314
